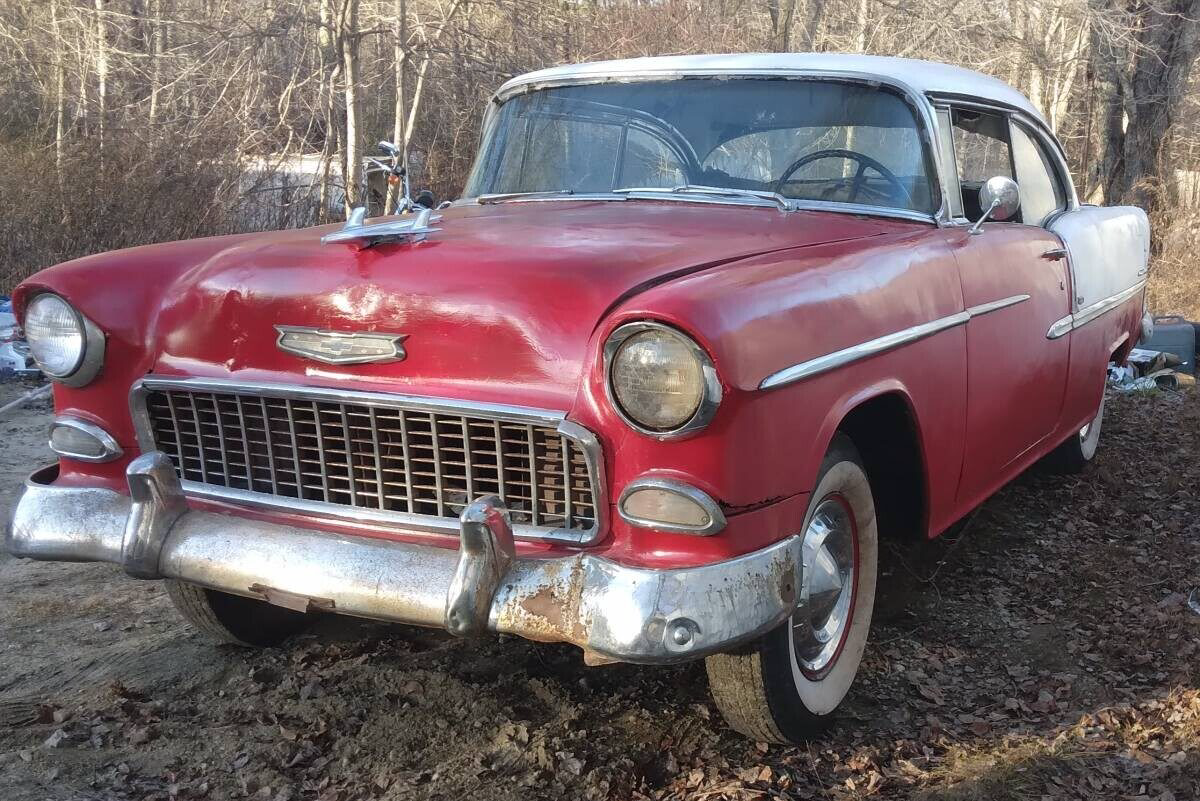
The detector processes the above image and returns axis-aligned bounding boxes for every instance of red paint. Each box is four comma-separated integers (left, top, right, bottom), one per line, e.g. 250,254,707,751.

15,199,1142,568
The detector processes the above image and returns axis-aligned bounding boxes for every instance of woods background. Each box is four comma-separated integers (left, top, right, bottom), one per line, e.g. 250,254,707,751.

1,0,1198,315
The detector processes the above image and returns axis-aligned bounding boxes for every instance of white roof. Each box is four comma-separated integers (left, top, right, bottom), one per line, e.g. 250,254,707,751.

496,53,1044,122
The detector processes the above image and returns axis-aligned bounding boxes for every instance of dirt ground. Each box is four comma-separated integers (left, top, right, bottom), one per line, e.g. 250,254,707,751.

1,380,1198,801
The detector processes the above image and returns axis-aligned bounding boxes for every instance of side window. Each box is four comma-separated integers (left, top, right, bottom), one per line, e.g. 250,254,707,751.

950,109,1012,221
1010,122,1066,226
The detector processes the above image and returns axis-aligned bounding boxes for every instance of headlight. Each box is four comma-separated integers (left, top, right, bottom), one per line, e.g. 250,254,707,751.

24,293,105,386
604,321,721,438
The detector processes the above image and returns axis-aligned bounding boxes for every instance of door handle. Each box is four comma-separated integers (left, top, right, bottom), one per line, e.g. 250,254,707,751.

1041,248,1068,261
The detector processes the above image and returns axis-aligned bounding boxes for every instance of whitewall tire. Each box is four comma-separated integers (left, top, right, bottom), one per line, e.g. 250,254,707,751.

706,434,878,742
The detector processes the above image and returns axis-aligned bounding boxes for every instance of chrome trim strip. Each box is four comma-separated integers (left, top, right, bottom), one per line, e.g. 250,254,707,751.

48,417,124,463
602,321,722,440
965,294,1030,317
460,191,938,225
128,376,607,546
618,475,727,536
1045,281,1146,340
1046,314,1074,340
760,311,970,390
761,293,1034,390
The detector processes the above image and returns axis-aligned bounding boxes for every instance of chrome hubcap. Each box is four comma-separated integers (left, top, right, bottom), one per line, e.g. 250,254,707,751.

792,496,857,677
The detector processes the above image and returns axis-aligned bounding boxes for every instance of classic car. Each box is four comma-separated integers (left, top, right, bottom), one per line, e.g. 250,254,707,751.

5,54,1151,743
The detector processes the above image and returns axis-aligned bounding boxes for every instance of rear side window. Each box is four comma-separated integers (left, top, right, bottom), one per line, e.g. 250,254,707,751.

1010,122,1066,225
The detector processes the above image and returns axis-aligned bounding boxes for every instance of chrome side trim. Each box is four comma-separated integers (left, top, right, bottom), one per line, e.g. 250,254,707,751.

761,293,1034,390
965,294,1030,317
1046,314,1074,340
617,475,727,536
760,311,970,390
48,417,124,463
1045,281,1146,340
128,376,607,546
603,321,722,441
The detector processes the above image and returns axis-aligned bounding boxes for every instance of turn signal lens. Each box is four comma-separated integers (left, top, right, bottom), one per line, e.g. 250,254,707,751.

617,478,727,536
622,487,711,527
48,419,122,463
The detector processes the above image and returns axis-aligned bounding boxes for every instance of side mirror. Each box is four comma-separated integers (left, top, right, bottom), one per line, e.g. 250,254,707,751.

968,176,1020,235
414,189,436,210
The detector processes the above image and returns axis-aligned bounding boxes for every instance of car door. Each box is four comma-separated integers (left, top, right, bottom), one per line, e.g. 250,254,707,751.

938,106,1074,508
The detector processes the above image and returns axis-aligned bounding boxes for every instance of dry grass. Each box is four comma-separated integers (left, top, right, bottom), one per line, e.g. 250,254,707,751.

1147,209,1200,319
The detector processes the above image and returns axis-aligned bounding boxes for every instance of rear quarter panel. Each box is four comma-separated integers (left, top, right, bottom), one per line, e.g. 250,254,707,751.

1050,206,1150,433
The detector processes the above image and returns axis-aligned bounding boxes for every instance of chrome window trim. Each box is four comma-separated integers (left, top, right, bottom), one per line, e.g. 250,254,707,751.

928,96,1079,225
603,321,723,441
128,376,608,546
760,294,1030,390
617,475,727,536
1046,281,1146,340
458,191,938,225
48,417,123,463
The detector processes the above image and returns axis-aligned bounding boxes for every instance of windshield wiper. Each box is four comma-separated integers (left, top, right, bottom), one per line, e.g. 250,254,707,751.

476,189,576,204
614,184,792,210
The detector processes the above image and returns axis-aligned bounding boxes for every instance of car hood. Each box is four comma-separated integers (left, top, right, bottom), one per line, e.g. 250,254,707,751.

35,201,905,410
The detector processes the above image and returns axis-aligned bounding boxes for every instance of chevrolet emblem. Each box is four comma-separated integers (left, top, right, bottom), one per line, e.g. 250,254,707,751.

274,326,408,365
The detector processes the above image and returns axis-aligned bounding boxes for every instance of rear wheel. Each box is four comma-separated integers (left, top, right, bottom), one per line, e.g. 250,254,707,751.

166,580,312,647
1046,393,1104,474
706,434,878,743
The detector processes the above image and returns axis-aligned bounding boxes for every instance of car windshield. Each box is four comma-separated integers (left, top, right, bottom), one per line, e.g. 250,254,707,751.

464,78,937,215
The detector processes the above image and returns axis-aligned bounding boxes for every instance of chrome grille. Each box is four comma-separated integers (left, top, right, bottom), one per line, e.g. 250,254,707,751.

136,383,599,537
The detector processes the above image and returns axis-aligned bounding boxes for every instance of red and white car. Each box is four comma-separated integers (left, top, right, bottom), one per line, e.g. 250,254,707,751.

6,54,1150,742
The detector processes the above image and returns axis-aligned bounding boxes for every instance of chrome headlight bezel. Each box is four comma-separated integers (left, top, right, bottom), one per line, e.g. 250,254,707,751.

603,321,722,440
24,292,105,387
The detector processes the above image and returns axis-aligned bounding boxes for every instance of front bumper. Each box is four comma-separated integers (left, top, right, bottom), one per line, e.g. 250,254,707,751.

5,452,802,664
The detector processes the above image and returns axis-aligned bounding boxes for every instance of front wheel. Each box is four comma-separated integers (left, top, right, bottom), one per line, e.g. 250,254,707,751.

166,581,312,647
705,434,878,743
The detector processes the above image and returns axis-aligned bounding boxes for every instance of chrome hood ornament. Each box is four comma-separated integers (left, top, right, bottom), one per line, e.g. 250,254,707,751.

322,206,441,248
275,326,408,365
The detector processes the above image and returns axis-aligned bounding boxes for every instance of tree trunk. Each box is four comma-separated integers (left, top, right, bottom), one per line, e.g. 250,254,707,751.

93,0,108,161
341,0,362,216
385,0,408,214
1088,0,1200,217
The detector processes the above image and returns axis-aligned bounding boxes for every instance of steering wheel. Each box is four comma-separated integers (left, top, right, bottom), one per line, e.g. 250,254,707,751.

773,148,912,207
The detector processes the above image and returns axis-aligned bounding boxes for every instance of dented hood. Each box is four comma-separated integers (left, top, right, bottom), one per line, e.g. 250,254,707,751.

32,200,897,409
